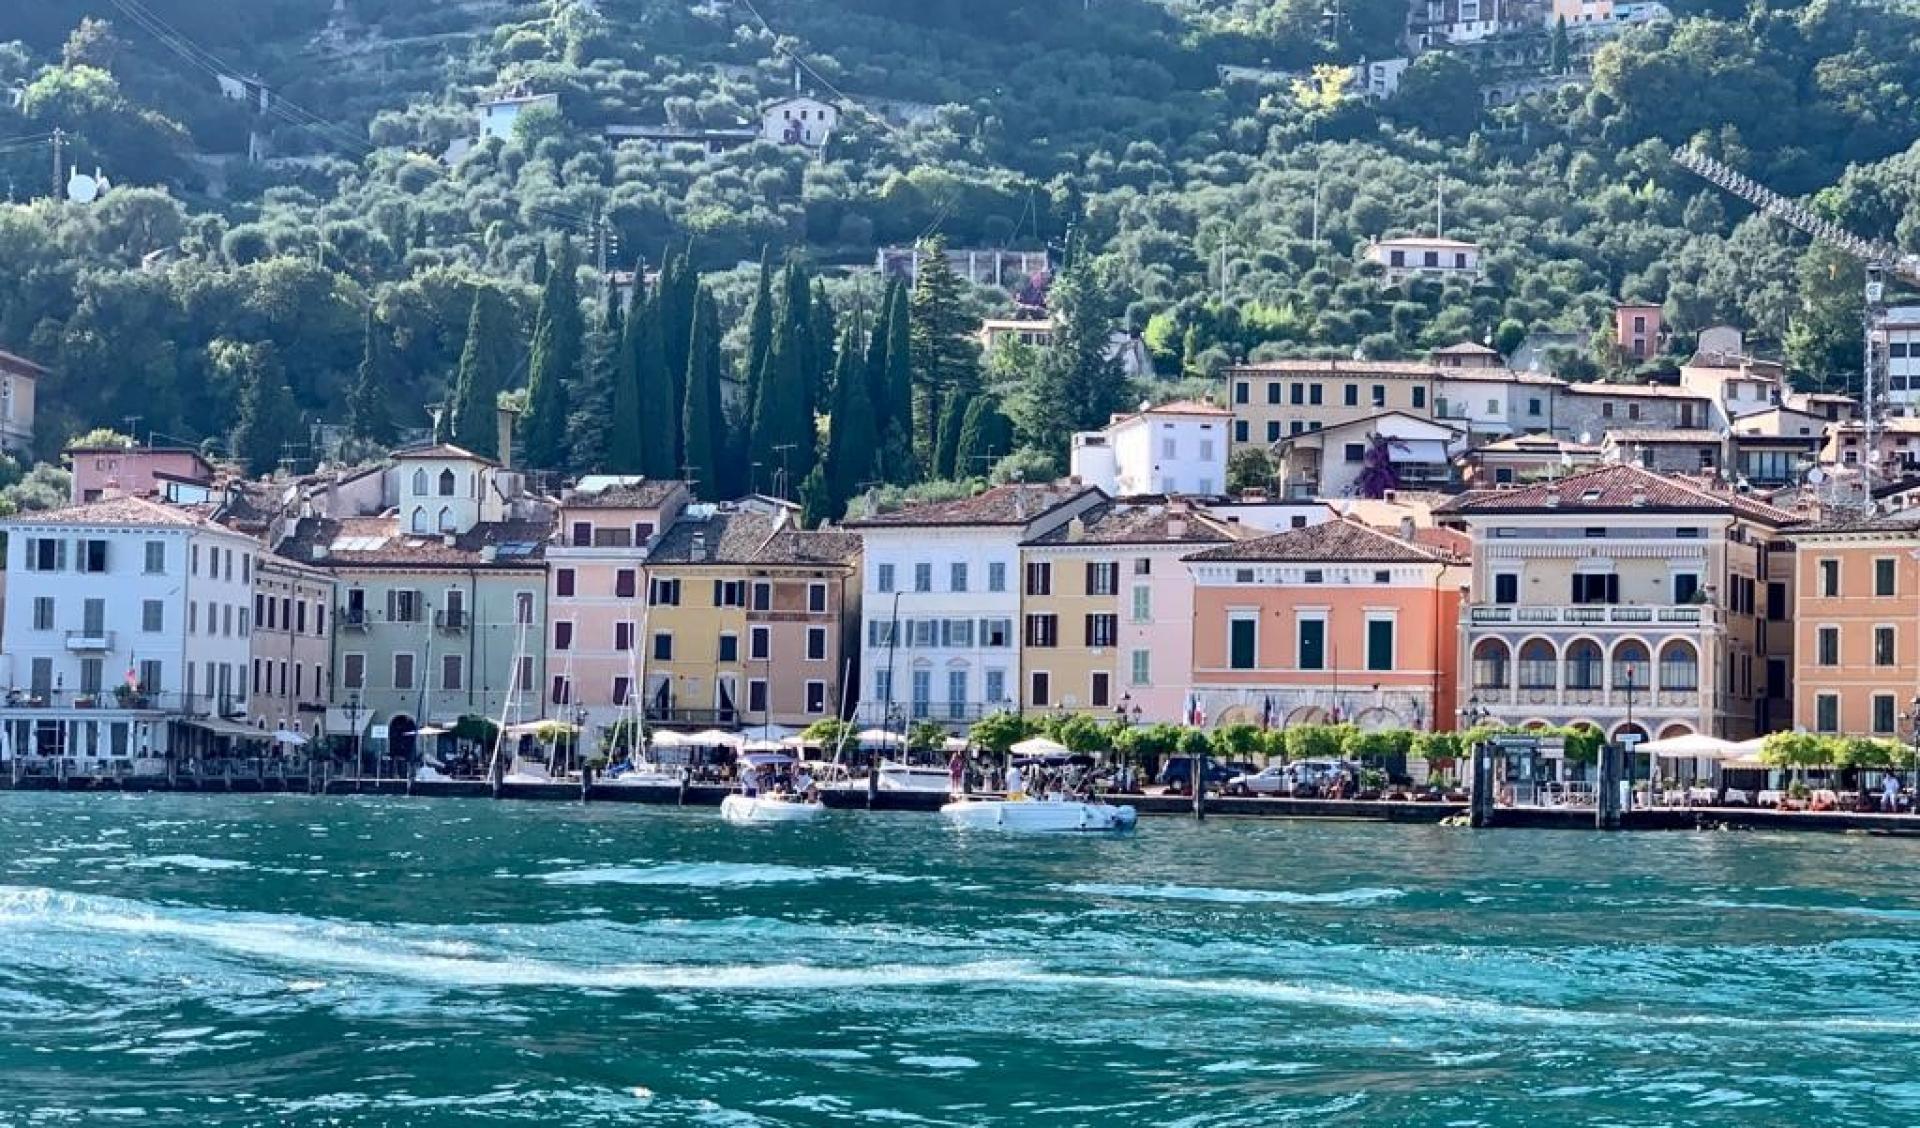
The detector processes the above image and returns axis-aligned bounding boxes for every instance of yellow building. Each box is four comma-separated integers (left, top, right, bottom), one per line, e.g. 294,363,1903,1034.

1223,360,1443,449
1018,501,1239,718
639,507,768,726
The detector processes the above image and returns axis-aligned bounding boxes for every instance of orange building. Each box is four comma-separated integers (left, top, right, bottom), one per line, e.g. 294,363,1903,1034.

1182,518,1466,733
1787,518,1920,738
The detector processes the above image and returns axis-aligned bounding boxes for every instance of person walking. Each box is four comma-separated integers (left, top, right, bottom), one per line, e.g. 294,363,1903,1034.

948,748,966,798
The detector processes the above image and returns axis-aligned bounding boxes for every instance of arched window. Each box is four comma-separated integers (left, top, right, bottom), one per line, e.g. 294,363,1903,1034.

1518,639,1556,689
411,468,428,495
438,469,456,496
410,507,427,534
437,507,454,533
1565,639,1603,690
1471,639,1510,689
1613,640,1650,691
1658,640,1699,691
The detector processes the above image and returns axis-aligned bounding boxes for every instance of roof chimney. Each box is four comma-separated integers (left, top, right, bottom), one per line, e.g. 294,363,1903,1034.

1631,488,1648,507
1066,516,1086,542
495,403,517,471
1399,516,1415,541
690,531,708,561
1544,491,1561,507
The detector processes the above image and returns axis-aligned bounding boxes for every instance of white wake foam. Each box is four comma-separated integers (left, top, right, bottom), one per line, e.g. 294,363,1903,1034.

1058,881,1403,906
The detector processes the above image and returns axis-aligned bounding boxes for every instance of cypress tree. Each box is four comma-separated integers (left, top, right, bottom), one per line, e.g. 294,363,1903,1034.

933,393,966,479
823,323,876,519
742,247,775,430
659,246,697,463
882,280,917,484
607,272,645,471
954,394,1013,478
522,238,581,471
233,343,298,478
569,278,621,472
907,235,980,466
633,287,677,479
681,285,723,497
865,278,896,436
347,305,396,446
450,285,513,459
776,262,819,484
809,277,836,411
751,285,807,498
799,466,830,529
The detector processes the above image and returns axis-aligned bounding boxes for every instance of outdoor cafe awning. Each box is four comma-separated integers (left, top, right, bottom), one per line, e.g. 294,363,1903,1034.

1636,733,1737,759
181,716,272,743
323,707,379,736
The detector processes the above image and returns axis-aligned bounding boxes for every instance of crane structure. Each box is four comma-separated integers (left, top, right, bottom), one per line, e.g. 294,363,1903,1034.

1671,144,1920,498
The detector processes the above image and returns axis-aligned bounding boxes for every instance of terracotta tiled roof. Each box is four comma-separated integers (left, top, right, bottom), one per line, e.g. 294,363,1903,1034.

844,483,1101,528
1184,517,1459,564
1562,381,1708,400
1025,501,1240,546
1224,359,1444,377
277,515,550,568
1786,517,1920,536
648,510,780,565
1602,429,1724,444
0,348,47,375
1137,399,1233,417
1436,463,1801,525
755,527,861,566
1,495,224,529
561,477,687,509
390,443,495,464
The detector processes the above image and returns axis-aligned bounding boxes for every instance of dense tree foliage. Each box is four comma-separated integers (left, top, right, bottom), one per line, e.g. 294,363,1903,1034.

4,0,1920,509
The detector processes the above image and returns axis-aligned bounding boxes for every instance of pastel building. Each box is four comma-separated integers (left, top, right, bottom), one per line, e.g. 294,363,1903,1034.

275,445,551,762
1787,519,1920,738
1183,518,1466,733
248,554,334,738
545,478,690,742
1441,464,1800,742
0,348,40,456
65,443,214,504
1018,500,1241,721
846,483,1104,727
0,496,260,763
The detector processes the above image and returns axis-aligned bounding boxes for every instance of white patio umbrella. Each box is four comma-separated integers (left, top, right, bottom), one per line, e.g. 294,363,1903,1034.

647,730,691,748
856,728,905,747
1636,733,1737,759
688,729,745,748
272,729,310,746
1010,736,1071,758
738,723,794,743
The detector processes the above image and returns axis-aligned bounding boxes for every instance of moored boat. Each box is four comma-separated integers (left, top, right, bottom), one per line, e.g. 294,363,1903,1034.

940,796,1138,833
721,751,825,823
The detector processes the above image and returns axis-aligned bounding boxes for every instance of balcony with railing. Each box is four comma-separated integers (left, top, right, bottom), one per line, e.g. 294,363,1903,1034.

435,608,468,633
1,689,245,716
64,629,115,651
1467,604,1712,627
340,607,370,632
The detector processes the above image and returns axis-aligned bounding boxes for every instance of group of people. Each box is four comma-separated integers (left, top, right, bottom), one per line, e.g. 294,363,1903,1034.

740,761,815,800
998,762,1099,802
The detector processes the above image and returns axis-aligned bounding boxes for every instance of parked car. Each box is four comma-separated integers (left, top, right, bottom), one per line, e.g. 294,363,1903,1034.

1157,757,1257,794
1224,763,1290,796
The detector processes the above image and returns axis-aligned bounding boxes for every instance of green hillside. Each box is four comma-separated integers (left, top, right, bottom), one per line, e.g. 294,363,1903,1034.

3,0,1920,493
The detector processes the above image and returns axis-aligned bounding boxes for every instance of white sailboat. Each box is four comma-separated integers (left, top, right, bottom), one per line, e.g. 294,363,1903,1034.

597,606,683,786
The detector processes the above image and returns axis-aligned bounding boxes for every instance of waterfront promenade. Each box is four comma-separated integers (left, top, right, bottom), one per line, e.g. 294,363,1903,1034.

8,760,1920,834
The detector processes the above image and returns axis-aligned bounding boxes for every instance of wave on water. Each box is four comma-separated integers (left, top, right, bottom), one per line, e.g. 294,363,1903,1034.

1058,881,1403,906
536,862,920,888
123,855,252,872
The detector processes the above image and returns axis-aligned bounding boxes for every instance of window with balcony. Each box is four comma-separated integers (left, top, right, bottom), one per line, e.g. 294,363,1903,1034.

1571,574,1619,604
1673,573,1700,604
1518,640,1556,689
1493,573,1519,604
1473,639,1510,688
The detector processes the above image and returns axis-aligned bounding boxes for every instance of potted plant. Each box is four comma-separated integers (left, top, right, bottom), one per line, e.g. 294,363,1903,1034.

73,694,97,709
1359,767,1386,800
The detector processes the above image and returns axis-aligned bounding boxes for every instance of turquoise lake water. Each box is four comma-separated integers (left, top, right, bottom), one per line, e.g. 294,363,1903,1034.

3,793,1919,1126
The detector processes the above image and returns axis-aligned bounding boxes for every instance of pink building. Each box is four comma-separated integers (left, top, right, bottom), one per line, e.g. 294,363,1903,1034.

66,444,214,504
1614,302,1663,361
545,478,690,747
1183,518,1467,732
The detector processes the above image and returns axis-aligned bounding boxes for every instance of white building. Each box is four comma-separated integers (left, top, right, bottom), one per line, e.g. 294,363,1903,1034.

761,96,837,147
1367,236,1481,284
1876,305,1920,417
478,90,559,141
844,483,1104,727
0,348,41,457
1070,400,1232,498
0,496,262,765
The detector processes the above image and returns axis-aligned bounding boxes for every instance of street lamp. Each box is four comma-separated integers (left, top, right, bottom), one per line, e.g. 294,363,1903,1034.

573,705,588,774
345,692,364,780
